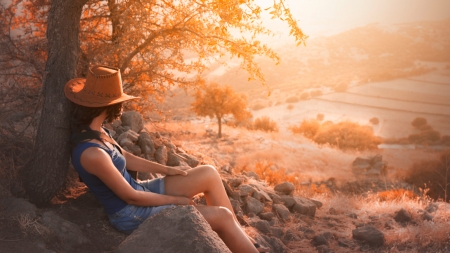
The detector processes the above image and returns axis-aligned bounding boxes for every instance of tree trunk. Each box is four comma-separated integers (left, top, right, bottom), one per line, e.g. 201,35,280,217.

21,0,88,206
217,116,222,138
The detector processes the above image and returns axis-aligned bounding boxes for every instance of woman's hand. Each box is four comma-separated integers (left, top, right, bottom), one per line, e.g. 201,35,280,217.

176,196,194,205
166,165,191,176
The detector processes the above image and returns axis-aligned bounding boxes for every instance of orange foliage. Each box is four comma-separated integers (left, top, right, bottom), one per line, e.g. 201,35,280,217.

377,189,417,202
2,0,306,114
191,82,251,137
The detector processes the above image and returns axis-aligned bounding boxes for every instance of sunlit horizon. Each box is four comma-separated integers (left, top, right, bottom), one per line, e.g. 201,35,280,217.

256,0,450,42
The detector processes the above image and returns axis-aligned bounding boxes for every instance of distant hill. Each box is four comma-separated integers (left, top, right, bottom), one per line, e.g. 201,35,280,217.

207,19,450,99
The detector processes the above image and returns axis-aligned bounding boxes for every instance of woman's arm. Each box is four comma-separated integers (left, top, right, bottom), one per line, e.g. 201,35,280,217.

123,149,189,176
81,147,191,206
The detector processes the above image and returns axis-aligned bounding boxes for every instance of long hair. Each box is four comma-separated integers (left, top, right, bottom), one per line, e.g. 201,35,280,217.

71,102,123,133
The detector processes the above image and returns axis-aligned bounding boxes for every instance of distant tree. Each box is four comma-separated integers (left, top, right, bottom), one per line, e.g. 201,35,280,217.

192,83,251,138
411,117,427,129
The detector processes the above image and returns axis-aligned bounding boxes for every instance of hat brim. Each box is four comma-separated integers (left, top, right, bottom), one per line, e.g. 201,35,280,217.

64,78,139,107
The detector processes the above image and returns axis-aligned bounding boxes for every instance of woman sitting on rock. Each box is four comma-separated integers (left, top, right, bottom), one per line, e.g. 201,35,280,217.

65,65,267,253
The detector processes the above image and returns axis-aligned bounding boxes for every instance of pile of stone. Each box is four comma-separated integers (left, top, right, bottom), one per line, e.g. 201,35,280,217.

105,111,200,180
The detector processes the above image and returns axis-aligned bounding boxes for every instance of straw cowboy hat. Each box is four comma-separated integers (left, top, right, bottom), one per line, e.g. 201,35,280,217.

64,65,139,107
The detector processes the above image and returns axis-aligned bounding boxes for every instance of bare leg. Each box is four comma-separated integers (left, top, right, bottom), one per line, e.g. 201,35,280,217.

164,165,258,253
195,205,258,253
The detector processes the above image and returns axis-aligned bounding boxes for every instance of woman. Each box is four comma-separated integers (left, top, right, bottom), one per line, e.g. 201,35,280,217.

64,65,267,253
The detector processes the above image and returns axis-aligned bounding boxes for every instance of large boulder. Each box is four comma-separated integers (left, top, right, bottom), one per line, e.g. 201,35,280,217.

40,211,89,251
138,131,155,156
292,196,316,217
115,206,231,253
154,146,168,165
274,182,295,195
352,226,385,247
121,111,144,133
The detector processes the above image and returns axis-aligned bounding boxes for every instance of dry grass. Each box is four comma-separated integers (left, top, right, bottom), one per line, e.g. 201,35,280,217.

14,214,49,235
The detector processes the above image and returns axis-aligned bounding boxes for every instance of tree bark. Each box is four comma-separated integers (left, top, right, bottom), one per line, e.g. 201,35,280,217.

21,0,88,206
217,116,222,138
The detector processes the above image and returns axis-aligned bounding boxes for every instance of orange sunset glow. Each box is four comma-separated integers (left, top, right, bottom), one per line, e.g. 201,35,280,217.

1,0,450,252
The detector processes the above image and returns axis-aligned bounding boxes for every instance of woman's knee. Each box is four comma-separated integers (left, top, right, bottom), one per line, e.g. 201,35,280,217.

197,165,220,179
212,207,235,230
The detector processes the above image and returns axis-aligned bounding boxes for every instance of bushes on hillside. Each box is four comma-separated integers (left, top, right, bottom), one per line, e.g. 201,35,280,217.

249,116,279,132
313,121,380,150
411,117,427,129
369,117,379,125
286,96,299,103
404,152,450,201
290,119,380,150
289,119,320,139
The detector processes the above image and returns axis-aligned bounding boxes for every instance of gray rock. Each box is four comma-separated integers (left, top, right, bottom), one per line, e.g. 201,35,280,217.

268,192,283,204
239,184,256,197
283,229,300,243
40,211,89,251
117,129,139,143
245,197,264,215
252,188,272,202
271,227,285,239
261,234,289,253
272,204,291,221
245,171,260,180
274,182,295,195
310,198,323,209
292,196,316,217
131,144,142,156
230,199,242,215
119,137,133,150
121,111,143,133
425,203,439,213
115,206,231,253
154,146,168,165
352,226,385,246
248,218,271,234
348,213,358,219
0,198,37,219
259,212,276,221
312,232,333,246
167,151,183,166
227,178,243,188
280,195,296,208
177,152,200,168
394,208,412,224
138,131,155,156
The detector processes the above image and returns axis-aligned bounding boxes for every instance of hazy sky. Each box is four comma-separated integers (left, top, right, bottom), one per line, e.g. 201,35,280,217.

257,0,450,39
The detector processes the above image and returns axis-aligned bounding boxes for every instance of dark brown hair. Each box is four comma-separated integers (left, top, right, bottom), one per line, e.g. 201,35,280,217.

71,102,123,133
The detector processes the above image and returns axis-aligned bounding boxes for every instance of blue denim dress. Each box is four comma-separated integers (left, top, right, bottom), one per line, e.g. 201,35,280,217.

71,141,173,234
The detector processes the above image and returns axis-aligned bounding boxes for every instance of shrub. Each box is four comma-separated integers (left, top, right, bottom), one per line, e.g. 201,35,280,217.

369,117,379,125
411,117,427,129
299,92,309,100
289,119,320,139
253,161,298,187
316,113,324,121
408,129,441,145
442,135,450,146
418,124,432,131
313,121,380,150
251,103,265,111
287,104,294,110
404,152,450,201
310,90,323,97
286,96,299,103
334,83,348,92
252,116,279,132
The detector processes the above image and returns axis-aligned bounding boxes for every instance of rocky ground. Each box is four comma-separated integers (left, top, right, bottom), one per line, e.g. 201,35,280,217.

1,111,450,253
